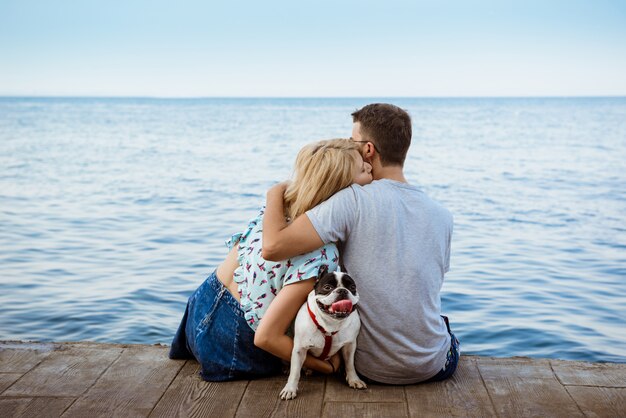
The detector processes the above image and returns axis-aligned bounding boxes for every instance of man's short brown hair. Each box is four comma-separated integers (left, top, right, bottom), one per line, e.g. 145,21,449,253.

351,103,412,166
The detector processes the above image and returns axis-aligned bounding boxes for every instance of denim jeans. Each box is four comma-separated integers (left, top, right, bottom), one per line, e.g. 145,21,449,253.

169,270,282,381
423,315,460,383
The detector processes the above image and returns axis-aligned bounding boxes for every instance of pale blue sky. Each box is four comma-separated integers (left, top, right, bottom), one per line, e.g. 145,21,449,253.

1,0,625,97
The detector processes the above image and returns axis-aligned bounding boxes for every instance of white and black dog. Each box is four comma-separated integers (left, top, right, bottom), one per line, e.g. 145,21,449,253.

280,265,367,400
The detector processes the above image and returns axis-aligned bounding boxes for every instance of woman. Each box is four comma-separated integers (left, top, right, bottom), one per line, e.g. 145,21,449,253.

170,138,373,381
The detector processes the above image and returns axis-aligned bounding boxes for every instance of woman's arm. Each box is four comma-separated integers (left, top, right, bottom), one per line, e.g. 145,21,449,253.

254,278,339,374
262,183,324,261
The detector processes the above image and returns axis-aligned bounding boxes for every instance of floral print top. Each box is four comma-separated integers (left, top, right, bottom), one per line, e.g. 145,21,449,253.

226,207,339,331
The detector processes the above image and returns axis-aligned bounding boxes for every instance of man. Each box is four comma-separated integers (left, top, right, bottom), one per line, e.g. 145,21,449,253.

262,103,458,384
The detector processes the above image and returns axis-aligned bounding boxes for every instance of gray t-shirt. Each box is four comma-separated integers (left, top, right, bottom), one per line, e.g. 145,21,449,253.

307,179,453,384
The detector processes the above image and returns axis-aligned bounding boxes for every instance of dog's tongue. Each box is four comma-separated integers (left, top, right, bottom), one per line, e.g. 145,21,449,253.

331,299,353,313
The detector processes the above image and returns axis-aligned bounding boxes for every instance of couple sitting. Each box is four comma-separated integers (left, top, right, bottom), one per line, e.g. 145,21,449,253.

170,103,459,385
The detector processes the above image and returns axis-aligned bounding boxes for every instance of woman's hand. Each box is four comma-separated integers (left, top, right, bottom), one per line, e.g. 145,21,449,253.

328,352,342,374
267,181,290,199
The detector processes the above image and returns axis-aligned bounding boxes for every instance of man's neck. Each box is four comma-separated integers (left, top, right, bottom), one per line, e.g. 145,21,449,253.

372,165,407,183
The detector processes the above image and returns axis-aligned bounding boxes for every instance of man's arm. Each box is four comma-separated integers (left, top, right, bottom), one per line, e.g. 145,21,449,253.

262,182,324,261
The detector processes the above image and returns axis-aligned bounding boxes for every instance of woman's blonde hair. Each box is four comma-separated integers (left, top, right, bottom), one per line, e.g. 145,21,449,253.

284,139,360,220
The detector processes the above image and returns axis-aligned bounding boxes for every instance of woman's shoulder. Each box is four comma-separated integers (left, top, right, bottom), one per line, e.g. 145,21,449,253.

293,242,338,260
286,243,339,273
281,242,339,285
226,206,265,248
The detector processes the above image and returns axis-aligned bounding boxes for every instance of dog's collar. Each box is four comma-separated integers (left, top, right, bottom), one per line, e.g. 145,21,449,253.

307,300,337,361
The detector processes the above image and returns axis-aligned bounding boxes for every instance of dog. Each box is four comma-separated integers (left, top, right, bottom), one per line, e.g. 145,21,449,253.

280,265,367,400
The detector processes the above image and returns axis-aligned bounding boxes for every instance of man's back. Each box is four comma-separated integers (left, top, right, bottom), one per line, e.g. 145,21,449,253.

307,179,453,384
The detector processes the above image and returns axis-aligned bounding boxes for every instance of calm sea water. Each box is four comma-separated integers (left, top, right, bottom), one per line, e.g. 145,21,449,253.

1,97,625,363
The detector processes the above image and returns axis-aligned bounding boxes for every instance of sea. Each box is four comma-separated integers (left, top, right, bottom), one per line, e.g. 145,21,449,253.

1,97,625,363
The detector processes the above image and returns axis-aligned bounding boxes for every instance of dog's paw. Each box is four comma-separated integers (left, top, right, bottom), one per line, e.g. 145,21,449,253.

280,384,298,400
347,377,367,390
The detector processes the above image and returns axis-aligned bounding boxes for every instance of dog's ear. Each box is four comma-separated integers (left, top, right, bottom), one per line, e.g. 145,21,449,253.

316,264,329,282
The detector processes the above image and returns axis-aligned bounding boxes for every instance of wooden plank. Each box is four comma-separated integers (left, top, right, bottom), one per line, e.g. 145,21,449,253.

0,397,74,418
565,386,626,418
235,374,325,418
324,375,404,403
0,342,57,373
2,340,625,418
551,359,626,387
63,345,185,418
150,361,248,418
322,402,408,418
4,345,122,397
477,357,584,418
405,357,497,417
0,373,23,394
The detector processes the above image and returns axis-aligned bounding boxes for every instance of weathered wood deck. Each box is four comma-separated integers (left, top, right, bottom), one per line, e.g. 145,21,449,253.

0,341,624,417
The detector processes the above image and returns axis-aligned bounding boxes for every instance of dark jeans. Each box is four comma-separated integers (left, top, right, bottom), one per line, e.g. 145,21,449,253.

423,315,461,383
169,270,282,381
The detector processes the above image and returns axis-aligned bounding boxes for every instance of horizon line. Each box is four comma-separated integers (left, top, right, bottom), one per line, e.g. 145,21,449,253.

1,94,626,100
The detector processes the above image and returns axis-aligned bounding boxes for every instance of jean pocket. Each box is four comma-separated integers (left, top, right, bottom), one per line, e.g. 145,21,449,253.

196,286,227,333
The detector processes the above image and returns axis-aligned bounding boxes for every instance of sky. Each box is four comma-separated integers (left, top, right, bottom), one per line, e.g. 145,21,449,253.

1,0,625,97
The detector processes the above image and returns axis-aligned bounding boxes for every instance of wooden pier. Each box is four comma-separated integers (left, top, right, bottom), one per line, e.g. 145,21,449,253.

1,341,624,417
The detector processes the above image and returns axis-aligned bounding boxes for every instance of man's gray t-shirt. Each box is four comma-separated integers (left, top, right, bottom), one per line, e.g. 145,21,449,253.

307,179,453,384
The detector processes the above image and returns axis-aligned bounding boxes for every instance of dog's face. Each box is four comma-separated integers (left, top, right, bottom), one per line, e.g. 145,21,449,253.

314,265,359,319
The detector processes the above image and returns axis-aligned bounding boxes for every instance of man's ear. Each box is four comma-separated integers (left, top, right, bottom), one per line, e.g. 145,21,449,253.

359,139,377,162
317,264,329,282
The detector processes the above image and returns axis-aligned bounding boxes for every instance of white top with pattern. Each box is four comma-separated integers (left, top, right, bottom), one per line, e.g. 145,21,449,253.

226,207,339,331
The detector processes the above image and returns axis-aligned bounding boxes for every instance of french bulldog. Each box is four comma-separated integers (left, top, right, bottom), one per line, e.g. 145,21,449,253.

280,265,367,400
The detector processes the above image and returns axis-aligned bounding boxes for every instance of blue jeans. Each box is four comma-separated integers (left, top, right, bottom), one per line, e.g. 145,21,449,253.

169,270,282,381
423,315,460,383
